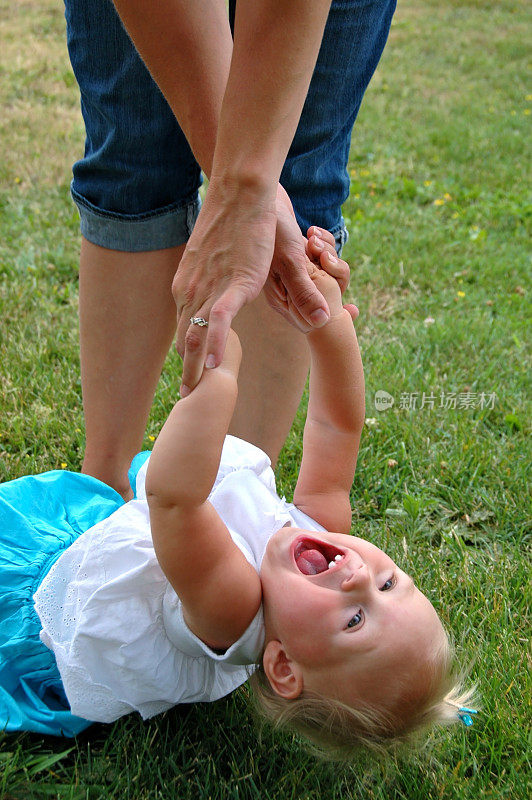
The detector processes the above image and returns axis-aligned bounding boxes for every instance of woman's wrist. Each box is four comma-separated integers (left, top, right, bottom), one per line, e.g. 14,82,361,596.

207,169,278,207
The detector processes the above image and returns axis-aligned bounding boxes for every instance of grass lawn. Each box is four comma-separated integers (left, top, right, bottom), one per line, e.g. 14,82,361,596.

0,0,530,798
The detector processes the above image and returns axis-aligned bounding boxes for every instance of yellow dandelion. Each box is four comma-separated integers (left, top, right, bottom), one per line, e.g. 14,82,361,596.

524,109,531,115
14,177,21,184
148,435,155,442
452,212,460,219
350,169,358,177
457,291,465,298
360,168,371,177
510,110,517,116
61,462,67,469
443,192,452,201
423,180,432,187
433,198,445,206
526,94,532,101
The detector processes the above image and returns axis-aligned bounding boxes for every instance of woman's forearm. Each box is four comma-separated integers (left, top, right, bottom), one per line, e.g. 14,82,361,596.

112,0,332,192
211,0,333,191
111,0,232,178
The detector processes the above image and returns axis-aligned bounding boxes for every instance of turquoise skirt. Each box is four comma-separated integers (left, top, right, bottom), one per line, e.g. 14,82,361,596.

0,453,149,737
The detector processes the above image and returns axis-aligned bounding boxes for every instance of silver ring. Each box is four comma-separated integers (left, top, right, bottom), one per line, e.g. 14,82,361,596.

189,316,209,327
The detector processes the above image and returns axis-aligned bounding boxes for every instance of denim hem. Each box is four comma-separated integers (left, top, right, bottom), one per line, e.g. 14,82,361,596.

329,219,350,257
71,187,202,252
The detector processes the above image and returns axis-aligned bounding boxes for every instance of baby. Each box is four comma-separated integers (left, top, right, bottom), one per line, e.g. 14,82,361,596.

1,262,472,757
145,265,469,758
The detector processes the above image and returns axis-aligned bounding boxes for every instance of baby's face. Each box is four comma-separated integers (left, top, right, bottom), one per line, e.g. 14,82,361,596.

260,528,446,707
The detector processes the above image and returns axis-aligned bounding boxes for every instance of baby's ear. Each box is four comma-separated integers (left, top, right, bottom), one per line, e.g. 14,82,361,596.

262,641,304,699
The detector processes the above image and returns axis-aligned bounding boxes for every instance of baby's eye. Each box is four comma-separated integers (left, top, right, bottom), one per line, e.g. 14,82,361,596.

347,610,363,629
379,576,396,591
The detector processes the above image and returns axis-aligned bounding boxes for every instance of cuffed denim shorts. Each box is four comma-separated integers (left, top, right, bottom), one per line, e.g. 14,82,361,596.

64,0,396,255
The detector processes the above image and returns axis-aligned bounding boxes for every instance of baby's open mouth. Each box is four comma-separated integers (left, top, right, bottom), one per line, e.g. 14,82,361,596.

293,537,345,575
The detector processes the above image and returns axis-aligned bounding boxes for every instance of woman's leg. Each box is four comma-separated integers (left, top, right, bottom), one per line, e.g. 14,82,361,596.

65,0,201,496
227,0,397,465
79,240,184,498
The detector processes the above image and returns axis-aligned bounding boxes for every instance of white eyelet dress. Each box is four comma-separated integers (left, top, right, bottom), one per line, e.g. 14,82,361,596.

33,436,325,724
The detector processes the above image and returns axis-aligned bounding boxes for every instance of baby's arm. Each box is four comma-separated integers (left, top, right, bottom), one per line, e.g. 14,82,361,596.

293,268,365,532
146,330,261,650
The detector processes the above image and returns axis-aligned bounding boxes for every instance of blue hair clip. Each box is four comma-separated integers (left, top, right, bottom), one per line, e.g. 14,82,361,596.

457,707,478,727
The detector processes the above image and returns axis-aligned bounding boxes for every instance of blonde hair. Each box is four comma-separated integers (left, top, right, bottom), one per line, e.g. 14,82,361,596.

248,637,476,762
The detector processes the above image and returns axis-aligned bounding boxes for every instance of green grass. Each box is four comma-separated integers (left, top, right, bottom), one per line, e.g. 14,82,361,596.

0,0,531,797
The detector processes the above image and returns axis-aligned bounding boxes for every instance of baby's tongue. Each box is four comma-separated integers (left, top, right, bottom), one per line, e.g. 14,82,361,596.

296,548,328,575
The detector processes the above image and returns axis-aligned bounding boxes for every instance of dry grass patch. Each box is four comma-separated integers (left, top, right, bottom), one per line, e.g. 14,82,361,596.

0,0,83,189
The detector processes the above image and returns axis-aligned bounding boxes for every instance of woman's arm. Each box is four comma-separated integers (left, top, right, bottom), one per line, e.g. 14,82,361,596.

292,270,366,533
111,0,231,178
176,0,335,379
146,332,262,650
112,0,332,186
211,0,333,187
111,0,334,390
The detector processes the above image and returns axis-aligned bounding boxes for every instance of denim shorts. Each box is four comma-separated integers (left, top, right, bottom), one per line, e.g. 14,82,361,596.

64,0,396,255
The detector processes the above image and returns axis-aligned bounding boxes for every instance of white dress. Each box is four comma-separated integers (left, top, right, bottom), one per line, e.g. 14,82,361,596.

33,436,325,723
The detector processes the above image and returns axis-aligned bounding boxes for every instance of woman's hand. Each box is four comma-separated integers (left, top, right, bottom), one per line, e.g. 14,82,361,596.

283,262,359,333
173,180,342,396
265,186,354,332
263,184,351,329
173,177,278,396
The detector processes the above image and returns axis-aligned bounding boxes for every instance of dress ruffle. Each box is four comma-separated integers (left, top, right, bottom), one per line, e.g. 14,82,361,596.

0,457,149,736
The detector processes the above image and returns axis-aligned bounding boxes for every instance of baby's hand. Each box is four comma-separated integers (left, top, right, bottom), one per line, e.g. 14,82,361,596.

281,227,356,332
305,227,350,295
181,328,241,396
217,328,242,377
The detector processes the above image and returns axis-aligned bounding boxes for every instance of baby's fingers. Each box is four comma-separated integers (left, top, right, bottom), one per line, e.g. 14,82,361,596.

320,250,349,290
305,234,350,294
315,250,350,295
306,226,336,248
343,303,359,321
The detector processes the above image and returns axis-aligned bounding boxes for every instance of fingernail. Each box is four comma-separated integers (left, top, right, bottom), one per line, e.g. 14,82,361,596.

180,384,190,398
326,251,338,264
312,227,322,238
310,309,329,326
205,354,216,369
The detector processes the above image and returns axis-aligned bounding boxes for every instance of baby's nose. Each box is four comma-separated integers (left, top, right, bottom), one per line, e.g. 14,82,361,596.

340,562,371,591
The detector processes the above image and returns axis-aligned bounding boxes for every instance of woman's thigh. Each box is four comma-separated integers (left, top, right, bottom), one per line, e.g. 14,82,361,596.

286,0,397,253
64,0,202,251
